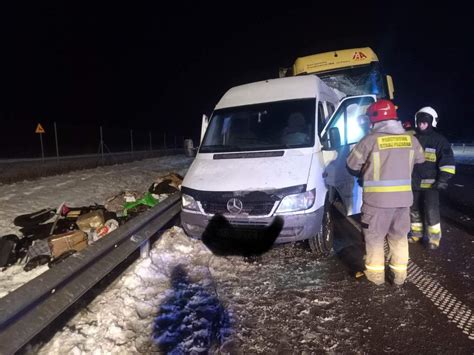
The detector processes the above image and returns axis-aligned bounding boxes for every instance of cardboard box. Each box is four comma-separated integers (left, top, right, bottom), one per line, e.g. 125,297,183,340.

76,210,104,232
48,230,88,258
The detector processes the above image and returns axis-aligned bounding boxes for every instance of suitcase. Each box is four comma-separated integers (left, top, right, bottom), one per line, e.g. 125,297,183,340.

0,235,19,267
48,230,88,258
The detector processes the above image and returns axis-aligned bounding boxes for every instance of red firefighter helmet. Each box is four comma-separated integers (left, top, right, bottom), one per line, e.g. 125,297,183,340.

366,99,398,124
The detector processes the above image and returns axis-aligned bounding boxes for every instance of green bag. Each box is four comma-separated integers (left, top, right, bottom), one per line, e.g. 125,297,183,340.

123,193,158,215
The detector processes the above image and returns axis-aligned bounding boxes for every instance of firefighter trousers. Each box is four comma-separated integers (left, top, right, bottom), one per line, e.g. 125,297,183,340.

410,190,441,246
361,205,410,285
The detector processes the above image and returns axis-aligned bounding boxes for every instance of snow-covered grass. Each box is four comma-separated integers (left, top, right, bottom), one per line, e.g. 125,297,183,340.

0,155,194,298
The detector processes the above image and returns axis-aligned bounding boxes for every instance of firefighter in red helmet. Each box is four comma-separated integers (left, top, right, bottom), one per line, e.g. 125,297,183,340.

347,99,425,286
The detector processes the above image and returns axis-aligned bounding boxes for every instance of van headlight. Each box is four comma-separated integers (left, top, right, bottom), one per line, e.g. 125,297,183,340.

182,194,199,211
276,189,315,213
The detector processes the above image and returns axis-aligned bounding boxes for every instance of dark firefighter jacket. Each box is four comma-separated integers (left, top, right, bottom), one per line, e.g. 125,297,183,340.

412,128,456,190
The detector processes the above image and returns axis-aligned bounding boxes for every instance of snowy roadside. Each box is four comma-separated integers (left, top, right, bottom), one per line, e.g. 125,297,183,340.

24,225,354,354
27,227,233,354
0,155,194,298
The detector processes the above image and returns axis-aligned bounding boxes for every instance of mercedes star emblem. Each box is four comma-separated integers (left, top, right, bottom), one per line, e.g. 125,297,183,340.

226,198,243,214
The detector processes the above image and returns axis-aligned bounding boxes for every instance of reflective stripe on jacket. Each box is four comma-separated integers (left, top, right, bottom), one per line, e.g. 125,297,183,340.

412,128,456,190
347,121,425,208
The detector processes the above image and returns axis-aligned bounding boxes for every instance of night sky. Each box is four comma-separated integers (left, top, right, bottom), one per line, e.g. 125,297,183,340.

1,3,472,158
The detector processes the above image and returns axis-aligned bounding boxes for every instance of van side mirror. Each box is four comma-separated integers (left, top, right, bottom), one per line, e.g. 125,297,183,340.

328,127,341,149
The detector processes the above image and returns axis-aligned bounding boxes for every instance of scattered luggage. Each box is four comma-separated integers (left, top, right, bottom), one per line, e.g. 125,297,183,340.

48,250,77,268
105,191,140,213
149,172,183,195
92,219,119,242
24,255,51,271
13,208,56,228
48,230,88,258
76,210,105,232
26,239,51,260
0,234,20,267
2,171,181,272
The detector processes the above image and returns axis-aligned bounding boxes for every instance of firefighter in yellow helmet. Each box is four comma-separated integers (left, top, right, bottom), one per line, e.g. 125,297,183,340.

346,100,425,286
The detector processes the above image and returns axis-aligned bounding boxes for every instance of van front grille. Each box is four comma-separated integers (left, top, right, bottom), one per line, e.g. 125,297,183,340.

201,201,276,216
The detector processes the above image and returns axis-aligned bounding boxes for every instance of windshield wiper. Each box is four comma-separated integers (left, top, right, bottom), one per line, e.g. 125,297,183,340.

199,145,241,153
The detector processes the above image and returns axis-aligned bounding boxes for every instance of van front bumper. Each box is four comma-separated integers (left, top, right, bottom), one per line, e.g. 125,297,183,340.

181,207,324,244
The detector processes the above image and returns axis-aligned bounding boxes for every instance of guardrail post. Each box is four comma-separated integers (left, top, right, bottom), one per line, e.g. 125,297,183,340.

140,240,150,258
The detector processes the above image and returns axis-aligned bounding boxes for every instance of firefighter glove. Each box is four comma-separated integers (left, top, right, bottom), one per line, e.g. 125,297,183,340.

434,181,449,191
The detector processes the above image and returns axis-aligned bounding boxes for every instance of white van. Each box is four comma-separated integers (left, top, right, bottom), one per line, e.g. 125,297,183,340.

181,75,376,255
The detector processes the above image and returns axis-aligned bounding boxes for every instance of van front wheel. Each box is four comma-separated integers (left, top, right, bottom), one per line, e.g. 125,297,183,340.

308,197,334,257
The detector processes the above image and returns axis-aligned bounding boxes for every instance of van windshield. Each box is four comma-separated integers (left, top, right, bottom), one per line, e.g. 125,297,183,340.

200,99,315,153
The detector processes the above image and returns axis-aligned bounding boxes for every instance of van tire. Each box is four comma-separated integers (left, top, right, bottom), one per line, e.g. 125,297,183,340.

308,196,334,257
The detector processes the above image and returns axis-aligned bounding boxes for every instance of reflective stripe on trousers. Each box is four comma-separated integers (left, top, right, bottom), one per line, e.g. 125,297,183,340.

411,222,423,232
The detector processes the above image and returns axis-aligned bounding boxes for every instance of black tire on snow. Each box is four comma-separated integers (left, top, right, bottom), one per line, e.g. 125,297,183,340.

308,196,334,257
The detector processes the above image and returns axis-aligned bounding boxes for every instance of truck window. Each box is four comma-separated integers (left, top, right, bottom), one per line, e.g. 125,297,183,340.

325,96,374,146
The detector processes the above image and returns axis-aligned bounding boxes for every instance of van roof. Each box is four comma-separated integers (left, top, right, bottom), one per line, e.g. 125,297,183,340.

215,75,336,110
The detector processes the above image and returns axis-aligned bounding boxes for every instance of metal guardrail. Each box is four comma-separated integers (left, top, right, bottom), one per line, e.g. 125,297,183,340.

0,193,182,355
451,144,474,165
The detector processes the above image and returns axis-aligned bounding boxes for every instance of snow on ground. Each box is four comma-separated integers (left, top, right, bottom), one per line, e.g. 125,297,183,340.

27,227,233,354
25,225,356,354
26,225,405,354
0,155,194,298
1,150,472,353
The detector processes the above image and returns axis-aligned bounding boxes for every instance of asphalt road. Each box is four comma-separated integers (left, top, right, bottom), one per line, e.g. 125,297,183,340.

213,165,474,354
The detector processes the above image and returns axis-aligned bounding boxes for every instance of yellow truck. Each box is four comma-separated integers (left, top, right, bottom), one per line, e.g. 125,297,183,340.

279,47,395,100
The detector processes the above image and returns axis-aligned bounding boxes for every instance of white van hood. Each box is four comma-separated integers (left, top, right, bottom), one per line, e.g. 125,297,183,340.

183,150,312,192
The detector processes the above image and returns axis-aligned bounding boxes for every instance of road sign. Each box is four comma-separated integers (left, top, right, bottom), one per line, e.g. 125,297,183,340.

35,123,45,134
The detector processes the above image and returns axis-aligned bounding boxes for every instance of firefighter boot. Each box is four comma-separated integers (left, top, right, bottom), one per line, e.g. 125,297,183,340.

409,208,423,243
427,223,441,250
388,269,407,286
409,224,423,243
364,270,385,286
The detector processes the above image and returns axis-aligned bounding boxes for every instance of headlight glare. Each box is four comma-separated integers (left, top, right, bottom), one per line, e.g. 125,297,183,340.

182,194,199,211
276,189,315,213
